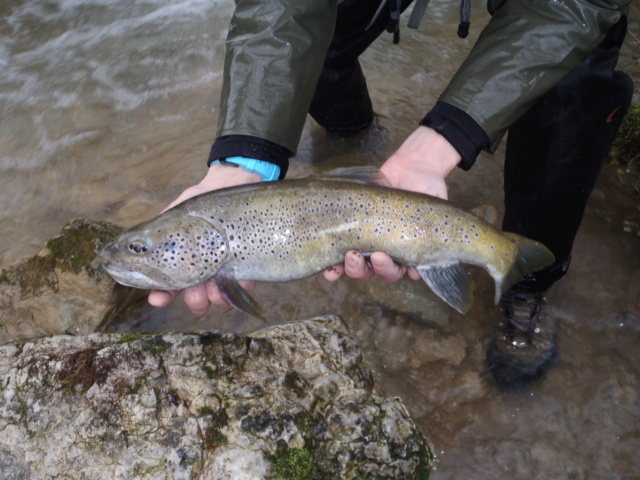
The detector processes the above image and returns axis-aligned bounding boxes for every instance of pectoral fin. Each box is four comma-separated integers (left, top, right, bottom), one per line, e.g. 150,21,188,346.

416,264,474,314
215,268,266,322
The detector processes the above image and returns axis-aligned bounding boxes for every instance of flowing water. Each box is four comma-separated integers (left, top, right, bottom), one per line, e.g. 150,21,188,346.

2,0,640,478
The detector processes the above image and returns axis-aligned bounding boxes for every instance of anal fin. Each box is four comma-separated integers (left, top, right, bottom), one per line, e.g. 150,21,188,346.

416,263,474,314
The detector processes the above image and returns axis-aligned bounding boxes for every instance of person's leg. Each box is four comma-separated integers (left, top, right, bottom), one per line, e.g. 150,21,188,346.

308,0,414,133
488,26,634,390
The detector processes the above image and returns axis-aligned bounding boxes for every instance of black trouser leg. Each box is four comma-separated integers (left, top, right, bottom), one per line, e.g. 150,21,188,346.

308,0,414,133
502,44,634,292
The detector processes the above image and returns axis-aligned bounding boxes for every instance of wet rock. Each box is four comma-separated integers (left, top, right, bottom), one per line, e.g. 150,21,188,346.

356,277,451,328
0,219,146,345
408,329,467,367
0,316,432,480
626,268,640,317
374,325,412,371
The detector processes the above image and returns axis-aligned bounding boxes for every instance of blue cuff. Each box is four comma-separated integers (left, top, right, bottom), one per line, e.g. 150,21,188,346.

210,156,281,182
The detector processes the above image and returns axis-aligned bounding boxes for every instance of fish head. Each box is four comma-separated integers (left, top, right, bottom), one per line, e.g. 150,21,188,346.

96,211,228,290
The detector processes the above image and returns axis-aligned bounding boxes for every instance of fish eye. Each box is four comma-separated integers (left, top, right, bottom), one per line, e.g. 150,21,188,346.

128,241,148,254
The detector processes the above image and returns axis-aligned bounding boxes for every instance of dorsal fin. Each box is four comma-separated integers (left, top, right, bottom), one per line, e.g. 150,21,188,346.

320,167,391,187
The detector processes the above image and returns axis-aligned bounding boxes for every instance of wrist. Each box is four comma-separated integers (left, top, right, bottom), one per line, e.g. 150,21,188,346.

380,126,459,198
420,102,489,170
396,126,461,176
204,162,262,188
209,156,281,182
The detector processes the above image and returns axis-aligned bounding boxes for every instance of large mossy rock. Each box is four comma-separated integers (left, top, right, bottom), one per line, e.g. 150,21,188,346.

0,219,145,345
0,316,432,479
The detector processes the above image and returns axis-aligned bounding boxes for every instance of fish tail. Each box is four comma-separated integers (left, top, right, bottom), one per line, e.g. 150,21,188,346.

495,233,555,304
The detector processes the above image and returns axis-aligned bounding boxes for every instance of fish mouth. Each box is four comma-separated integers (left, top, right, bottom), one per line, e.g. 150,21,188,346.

99,262,173,290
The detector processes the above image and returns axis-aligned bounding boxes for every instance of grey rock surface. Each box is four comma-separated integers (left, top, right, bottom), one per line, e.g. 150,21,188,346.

0,316,432,479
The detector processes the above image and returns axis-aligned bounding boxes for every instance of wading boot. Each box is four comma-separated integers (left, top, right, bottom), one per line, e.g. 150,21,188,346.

486,287,558,391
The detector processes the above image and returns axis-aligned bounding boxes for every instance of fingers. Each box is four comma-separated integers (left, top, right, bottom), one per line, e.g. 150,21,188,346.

150,286,238,317
206,282,230,309
205,280,255,310
323,264,345,281
149,286,216,315
148,289,181,308
407,266,421,281
325,251,409,283
183,284,212,315
149,280,255,315
368,251,407,282
344,251,375,281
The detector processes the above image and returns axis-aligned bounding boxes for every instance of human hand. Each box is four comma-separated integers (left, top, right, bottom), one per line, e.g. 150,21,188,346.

147,163,261,315
323,126,462,283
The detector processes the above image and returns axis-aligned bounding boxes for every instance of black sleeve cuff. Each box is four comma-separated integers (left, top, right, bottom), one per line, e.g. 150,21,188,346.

208,135,293,180
420,102,490,171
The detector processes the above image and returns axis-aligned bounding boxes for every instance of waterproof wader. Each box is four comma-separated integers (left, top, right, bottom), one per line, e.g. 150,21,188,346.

312,6,633,293
502,22,634,292
308,0,414,133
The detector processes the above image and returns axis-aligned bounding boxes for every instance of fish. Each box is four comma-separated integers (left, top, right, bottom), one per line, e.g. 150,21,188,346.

96,168,555,320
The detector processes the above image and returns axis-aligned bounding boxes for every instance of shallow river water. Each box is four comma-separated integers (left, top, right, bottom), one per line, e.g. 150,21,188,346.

1,1,640,478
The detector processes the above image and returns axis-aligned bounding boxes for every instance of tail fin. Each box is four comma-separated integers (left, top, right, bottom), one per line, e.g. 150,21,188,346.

494,233,555,303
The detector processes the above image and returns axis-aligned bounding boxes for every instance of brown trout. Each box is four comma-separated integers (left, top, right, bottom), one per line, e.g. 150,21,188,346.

97,169,554,319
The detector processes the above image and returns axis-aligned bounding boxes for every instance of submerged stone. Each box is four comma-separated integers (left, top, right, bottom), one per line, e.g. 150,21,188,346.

0,316,432,479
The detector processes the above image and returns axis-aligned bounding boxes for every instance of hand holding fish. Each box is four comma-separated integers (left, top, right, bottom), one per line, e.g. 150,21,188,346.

147,163,261,314
99,163,553,320
138,126,485,317
323,126,461,283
